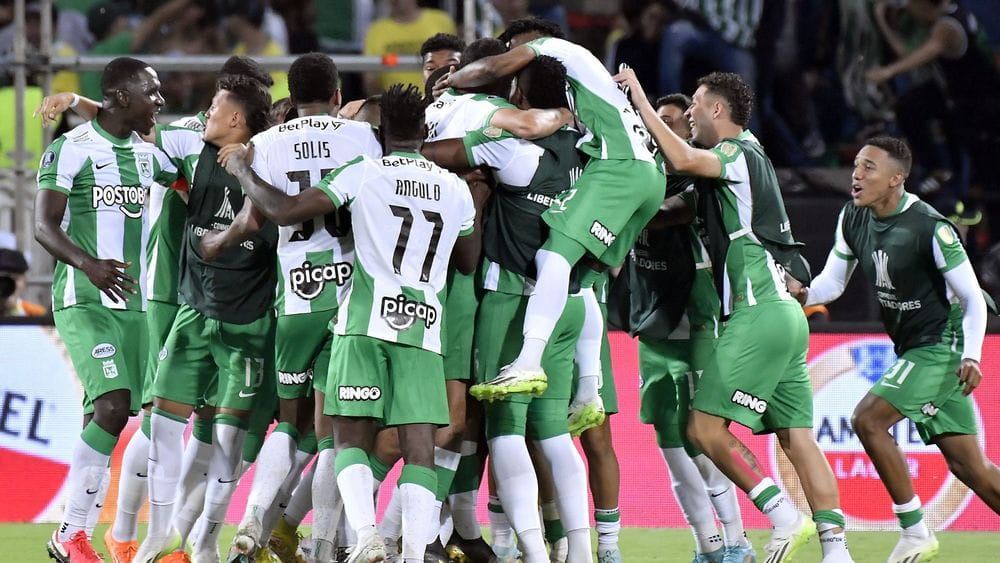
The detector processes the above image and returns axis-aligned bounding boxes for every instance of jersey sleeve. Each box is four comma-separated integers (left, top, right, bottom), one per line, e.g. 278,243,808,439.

248,130,272,183
36,136,79,195
314,155,368,208
464,127,543,188
524,37,560,59
363,127,383,159
833,208,855,260
709,140,746,181
457,178,475,236
154,125,204,180
931,221,968,273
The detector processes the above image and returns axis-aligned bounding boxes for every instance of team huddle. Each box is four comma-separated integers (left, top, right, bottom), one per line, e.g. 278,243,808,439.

32,15,998,563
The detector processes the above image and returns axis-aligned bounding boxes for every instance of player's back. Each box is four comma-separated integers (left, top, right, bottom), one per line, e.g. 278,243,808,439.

251,114,383,314
317,152,475,353
425,90,514,142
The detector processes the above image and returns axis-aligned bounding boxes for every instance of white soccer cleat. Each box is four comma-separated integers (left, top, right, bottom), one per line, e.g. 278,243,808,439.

231,515,263,557
887,531,939,563
763,513,816,563
346,533,386,563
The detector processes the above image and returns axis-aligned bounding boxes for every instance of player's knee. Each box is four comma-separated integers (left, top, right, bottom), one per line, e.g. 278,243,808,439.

686,418,706,451
438,420,465,450
850,407,882,441
93,400,131,435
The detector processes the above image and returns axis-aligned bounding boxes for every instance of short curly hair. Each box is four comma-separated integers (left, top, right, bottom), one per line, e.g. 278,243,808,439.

696,72,753,127
654,93,691,113
420,33,465,58
865,135,912,175
498,17,564,45
219,55,274,88
520,55,568,110
381,84,429,142
289,52,339,104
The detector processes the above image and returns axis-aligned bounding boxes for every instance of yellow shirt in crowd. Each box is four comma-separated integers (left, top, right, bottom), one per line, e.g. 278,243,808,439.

364,9,456,91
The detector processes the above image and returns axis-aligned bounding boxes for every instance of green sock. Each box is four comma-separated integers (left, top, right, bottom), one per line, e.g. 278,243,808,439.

81,421,118,456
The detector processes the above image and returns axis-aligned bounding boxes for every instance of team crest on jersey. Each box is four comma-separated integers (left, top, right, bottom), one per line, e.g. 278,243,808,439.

380,294,438,331
289,261,353,300
136,153,153,178
41,150,55,168
102,360,119,379
719,142,739,158
482,125,504,139
937,225,955,245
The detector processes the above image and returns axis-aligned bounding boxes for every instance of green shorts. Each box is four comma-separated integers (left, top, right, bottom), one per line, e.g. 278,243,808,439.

324,334,448,426
145,300,180,406
869,340,977,444
275,310,336,400
639,336,716,450
153,304,276,412
54,303,147,415
475,291,585,439
692,301,813,434
443,270,478,382
542,158,664,267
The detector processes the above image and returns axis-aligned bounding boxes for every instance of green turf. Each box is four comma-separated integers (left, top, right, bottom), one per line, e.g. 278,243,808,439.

4,524,996,562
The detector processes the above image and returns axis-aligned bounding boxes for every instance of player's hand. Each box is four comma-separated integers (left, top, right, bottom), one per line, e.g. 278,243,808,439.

338,99,367,120
200,230,226,261
785,273,808,305
81,257,136,303
218,142,253,177
612,67,646,106
956,358,982,395
432,66,455,99
33,93,76,127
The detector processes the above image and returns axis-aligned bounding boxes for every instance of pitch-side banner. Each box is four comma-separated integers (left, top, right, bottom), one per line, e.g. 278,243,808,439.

1,325,998,530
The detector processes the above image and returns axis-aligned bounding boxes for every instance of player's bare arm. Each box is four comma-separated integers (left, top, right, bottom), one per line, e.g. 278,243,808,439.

866,17,962,84
490,107,573,140
34,92,101,127
34,189,136,302
200,202,266,261
645,195,694,230
450,181,490,275
434,44,536,98
219,142,335,226
421,138,472,171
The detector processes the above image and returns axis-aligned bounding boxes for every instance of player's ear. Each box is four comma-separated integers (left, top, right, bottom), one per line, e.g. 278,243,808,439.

332,89,342,109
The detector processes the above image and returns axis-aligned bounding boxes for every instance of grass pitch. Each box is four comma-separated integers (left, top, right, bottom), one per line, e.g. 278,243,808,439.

2,524,995,562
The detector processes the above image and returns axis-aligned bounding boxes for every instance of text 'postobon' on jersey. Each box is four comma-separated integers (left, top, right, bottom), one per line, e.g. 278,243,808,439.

37,119,178,311
525,36,654,163
250,114,383,316
425,89,513,142
314,152,475,354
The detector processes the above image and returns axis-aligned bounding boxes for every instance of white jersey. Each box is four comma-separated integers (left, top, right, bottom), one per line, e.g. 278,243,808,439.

314,152,475,353
425,89,514,142
37,120,177,311
250,115,383,315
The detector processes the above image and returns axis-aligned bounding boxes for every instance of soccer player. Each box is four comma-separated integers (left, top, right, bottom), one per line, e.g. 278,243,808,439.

133,74,276,563
219,52,383,560
421,33,464,79
435,19,663,416
35,56,177,563
615,67,854,563
626,94,750,562
424,54,593,563
221,83,482,563
798,136,998,562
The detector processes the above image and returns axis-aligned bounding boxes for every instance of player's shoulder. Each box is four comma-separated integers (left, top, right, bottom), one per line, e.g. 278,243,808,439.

58,121,104,148
168,112,206,132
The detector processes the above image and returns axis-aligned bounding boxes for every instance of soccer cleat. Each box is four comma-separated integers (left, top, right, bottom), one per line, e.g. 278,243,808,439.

548,537,567,563
820,550,854,563
268,519,304,563
346,533,386,563
470,365,547,401
445,535,495,563
47,529,103,563
424,539,448,563
161,551,193,563
135,533,184,563
567,395,606,436
764,513,816,563
597,546,622,563
489,544,522,563
721,544,757,563
254,546,281,563
887,532,939,563
104,527,139,563
334,546,352,563
232,516,264,559
693,547,725,563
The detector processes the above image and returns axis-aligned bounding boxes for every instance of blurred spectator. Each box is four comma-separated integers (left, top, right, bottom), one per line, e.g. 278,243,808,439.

56,0,100,53
315,0,374,53
155,1,225,113
363,0,456,95
0,248,46,317
271,0,320,53
606,0,668,99
79,0,192,100
657,0,763,100
223,0,290,101
0,2,79,94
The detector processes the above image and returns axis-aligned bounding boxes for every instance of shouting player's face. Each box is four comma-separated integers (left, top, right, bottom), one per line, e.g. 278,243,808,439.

851,145,906,211
125,67,164,135
657,103,691,140
203,89,242,146
686,85,719,148
423,49,461,80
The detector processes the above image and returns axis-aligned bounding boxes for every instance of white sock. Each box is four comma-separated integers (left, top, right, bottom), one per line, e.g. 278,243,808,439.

449,490,480,540
439,502,453,545
172,435,213,544
111,428,150,542
661,448,722,553
245,429,296,525
59,434,114,541
85,463,112,539
894,496,930,538
261,448,312,542
536,435,591,562
193,422,247,554
400,481,437,560
336,462,377,543
338,504,357,548
488,435,546,557
313,449,342,545
147,412,187,541
573,287,603,404
691,453,747,547
515,249,572,370
749,477,799,529
285,461,315,528
817,509,850,558
379,487,403,545
487,496,514,549
594,508,620,550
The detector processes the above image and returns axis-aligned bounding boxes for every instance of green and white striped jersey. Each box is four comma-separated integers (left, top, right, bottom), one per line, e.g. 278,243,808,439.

249,115,383,316
37,119,178,311
425,89,513,142
314,152,475,354
525,37,654,163
146,112,206,305
710,130,796,314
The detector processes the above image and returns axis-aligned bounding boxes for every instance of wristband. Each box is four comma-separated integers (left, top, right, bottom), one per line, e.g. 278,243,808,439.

69,94,80,108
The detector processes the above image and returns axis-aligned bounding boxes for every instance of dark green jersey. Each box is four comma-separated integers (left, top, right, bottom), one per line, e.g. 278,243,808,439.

464,126,583,294
157,126,278,324
838,193,968,355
